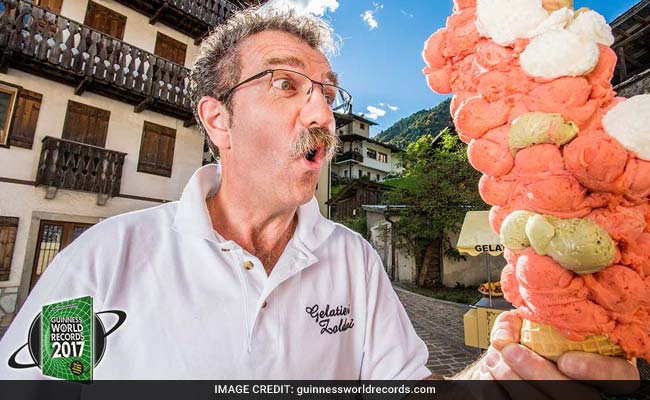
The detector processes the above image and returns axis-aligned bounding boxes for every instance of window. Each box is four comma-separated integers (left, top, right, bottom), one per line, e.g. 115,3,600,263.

138,121,176,177
10,88,42,149
84,1,126,40
0,217,19,281
35,0,63,13
62,101,110,147
0,82,19,147
376,174,380,181
366,149,377,159
378,152,388,163
343,170,348,177
31,220,92,289
360,123,365,130
154,32,188,66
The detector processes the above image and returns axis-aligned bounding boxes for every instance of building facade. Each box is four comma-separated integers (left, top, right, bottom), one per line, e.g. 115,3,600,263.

332,112,402,182
610,0,650,97
0,0,286,325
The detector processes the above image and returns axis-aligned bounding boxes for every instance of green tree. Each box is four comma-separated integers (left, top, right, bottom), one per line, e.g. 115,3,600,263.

386,129,483,287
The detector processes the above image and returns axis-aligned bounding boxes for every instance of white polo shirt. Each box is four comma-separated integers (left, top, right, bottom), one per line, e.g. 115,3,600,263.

0,165,430,379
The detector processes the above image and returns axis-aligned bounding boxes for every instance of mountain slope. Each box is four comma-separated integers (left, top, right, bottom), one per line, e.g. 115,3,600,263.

375,98,452,148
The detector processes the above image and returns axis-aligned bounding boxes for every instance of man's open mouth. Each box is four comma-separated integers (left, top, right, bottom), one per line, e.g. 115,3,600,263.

305,148,317,162
303,145,326,167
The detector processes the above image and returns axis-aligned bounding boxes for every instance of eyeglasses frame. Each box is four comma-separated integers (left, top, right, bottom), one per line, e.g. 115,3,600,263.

218,68,353,114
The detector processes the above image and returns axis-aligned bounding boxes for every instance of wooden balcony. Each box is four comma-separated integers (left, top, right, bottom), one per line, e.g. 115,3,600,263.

35,136,127,203
0,0,195,123
114,0,241,41
334,151,363,164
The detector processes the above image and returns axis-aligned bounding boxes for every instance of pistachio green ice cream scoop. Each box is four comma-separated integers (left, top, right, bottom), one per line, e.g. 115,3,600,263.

509,112,579,155
500,211,615,274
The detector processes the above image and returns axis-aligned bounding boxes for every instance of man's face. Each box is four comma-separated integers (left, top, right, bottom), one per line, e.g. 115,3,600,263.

221,30,337,209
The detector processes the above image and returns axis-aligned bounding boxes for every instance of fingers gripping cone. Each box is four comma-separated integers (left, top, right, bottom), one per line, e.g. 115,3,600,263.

520,319,626,362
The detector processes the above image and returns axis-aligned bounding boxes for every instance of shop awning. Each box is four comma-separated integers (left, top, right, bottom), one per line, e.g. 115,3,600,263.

456,211,504,256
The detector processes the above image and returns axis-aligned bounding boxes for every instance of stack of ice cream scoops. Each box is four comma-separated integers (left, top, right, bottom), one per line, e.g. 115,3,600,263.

422,0,650,362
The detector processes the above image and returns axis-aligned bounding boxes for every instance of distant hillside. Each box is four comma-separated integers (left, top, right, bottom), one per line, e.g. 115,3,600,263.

375,98,452,148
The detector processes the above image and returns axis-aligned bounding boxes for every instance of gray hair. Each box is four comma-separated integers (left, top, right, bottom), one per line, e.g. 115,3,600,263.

188,7,337,157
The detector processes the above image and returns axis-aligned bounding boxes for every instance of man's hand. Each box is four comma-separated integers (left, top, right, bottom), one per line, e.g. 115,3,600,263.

471,311,640,398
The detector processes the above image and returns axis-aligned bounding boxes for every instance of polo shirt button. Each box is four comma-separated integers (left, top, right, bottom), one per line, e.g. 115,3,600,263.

243,261,254,270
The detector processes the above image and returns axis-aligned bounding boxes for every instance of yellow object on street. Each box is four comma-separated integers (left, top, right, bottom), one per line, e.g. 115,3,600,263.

464,299,511,349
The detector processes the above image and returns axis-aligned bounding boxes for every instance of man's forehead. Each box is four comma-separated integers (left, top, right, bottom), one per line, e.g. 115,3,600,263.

238,31,338,85
263,55,339,85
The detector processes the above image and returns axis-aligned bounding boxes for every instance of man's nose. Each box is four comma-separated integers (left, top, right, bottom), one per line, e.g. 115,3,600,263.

300,85,335,129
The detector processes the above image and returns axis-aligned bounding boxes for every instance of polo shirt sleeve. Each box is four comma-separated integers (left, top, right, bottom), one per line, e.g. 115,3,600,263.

359,247,431,380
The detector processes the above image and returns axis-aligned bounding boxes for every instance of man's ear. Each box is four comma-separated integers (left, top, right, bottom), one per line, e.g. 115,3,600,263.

197,96,232,150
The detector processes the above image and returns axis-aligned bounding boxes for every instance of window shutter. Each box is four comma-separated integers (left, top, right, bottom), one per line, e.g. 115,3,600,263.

84,1,127,40
36,0,63,13
0,217,19,281
138,122,176,177
9,89,42,149
62,101,110,148
138,126,160,174
154,32,187,66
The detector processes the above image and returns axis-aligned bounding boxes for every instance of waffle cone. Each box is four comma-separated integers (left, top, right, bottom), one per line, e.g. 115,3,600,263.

520,319,626,362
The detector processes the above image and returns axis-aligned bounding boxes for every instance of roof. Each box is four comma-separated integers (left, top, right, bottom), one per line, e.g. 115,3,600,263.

334,111,378,127
338,134,404,153
325,180,393,205
610,0,650,86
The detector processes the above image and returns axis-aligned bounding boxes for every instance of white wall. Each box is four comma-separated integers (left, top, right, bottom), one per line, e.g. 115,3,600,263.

0,70,204,201
361,142,392,173
366,210,415,282
60,0,200,68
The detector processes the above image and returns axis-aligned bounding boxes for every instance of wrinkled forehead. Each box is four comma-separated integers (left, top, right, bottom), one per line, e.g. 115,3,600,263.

238,31,338,85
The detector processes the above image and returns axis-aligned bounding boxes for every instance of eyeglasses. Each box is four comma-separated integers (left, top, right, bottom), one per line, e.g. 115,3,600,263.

219,69,353,113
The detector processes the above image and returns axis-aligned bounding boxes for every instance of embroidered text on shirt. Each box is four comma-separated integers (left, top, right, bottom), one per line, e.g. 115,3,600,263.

305,304,354,335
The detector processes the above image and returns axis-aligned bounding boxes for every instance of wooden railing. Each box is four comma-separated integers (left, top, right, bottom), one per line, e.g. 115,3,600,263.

162,0,239,27
0,0,193,117
113,0,240,39
335,151,364,164
36,137,127,197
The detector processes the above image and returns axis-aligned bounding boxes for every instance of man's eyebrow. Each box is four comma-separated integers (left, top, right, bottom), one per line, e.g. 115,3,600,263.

264,56,306,69
325,71,339,86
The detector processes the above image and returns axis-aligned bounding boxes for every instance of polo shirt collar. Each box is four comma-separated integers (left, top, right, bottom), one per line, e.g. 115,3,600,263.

171,164,335,253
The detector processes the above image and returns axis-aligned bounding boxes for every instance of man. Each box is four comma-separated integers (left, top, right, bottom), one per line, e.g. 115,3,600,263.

0,6,640,386
0,8,428,380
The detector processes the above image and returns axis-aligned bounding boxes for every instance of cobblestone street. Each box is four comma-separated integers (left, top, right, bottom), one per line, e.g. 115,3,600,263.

394,286,483,378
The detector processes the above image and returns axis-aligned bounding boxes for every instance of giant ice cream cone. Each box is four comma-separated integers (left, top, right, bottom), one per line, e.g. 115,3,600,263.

520,319,625,362
422,0,650,363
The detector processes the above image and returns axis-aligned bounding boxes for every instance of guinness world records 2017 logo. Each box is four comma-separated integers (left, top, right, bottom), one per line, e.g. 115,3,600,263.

8,310,126,372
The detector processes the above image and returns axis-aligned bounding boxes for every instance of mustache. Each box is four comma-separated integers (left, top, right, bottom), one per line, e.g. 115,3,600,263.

288,127,340,161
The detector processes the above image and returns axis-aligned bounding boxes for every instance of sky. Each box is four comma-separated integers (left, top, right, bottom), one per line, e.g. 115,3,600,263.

264,0,640,136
